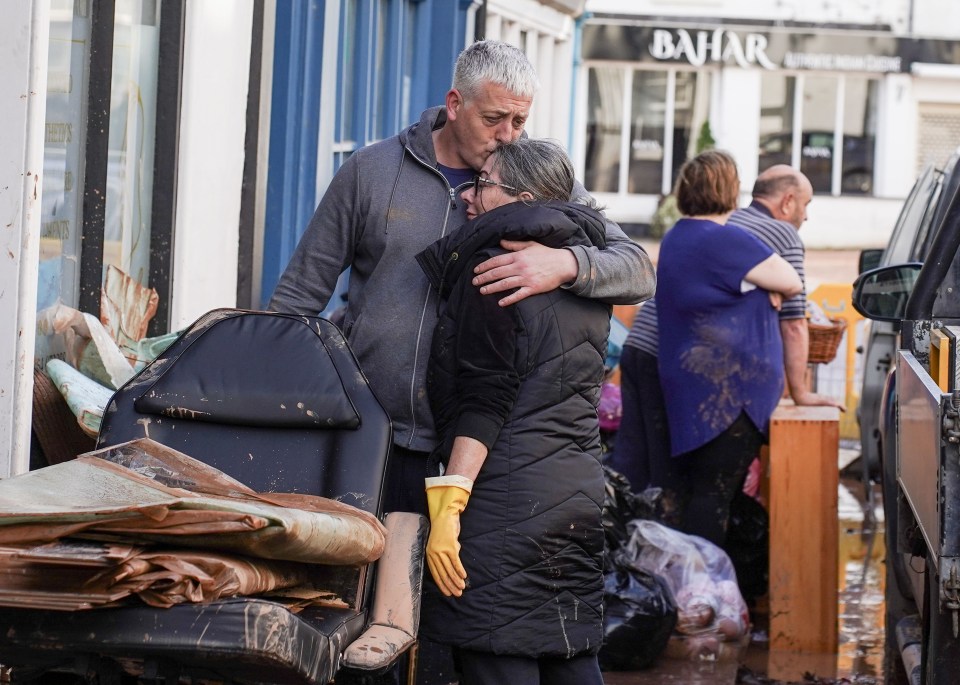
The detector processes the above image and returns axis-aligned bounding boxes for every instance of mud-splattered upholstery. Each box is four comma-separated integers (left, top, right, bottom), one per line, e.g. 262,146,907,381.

0,310,410,685
133,313,360,429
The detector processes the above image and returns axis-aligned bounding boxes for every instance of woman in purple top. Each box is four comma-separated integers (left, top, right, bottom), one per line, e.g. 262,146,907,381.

656,151,802,546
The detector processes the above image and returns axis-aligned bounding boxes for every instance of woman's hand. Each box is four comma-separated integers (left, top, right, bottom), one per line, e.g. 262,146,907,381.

768,291,783,311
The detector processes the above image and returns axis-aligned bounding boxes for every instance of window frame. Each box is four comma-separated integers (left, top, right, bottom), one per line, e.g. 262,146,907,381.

761,70,880,198
583,61,713,197
73,0,181,333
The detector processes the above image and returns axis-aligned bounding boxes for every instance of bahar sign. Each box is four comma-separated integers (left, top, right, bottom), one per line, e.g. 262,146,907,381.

582,23,960,74
649,28,777,69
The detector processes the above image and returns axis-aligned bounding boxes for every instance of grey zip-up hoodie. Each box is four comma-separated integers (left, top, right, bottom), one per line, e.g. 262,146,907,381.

268,106,655,453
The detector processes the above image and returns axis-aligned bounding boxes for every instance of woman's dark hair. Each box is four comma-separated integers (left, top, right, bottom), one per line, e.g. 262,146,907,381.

673,149,740,217
490,138,575,203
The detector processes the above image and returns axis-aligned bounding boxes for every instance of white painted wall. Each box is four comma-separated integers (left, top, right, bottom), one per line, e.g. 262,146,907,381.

911,0,960,38
585,0,910,32
714,67,761,190
0,1,49,478
874,72,916,198
170,0,254,331
912,72,960,104
484,0,576,143
575,0,960,245
802,195,903,248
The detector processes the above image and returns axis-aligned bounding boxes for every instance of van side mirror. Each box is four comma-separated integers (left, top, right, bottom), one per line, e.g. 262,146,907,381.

858,248,884,274
852,263,923,322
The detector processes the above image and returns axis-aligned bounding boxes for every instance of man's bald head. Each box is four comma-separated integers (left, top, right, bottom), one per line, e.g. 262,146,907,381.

752,165,813,229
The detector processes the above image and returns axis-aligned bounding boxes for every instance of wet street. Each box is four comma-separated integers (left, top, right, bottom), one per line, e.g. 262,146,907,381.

602,464,885,685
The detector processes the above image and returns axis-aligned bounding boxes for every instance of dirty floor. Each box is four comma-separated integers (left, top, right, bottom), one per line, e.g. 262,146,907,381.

602,447,885,685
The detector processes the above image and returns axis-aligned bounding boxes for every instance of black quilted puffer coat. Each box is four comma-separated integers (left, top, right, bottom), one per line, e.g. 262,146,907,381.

415,201,610,657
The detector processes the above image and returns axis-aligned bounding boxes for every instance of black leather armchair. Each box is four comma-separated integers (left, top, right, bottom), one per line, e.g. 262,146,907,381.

0,309,425,684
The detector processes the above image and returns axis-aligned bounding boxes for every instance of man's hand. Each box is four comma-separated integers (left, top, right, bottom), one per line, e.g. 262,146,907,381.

781,317,846,410
792,391,847,411
472,240,578,307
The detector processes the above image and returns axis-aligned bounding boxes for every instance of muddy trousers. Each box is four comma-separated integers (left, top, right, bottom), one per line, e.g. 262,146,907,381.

457,650,603,685
676,411,763,547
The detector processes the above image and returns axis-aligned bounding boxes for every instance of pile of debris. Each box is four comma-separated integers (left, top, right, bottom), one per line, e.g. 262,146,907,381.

34,265,179,451
0,439,386,611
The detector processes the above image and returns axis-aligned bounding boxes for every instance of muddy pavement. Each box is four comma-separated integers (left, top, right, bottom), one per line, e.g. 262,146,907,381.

601,468,885,685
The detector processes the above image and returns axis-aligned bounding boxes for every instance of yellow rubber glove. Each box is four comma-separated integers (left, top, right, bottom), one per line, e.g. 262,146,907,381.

425,475,474,598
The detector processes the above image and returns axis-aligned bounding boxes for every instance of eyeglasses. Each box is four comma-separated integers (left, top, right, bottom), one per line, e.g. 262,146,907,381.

473,175,518,195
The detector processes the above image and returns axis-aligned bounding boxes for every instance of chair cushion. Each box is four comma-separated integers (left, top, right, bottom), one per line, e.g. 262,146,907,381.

0,599,365,685
134,314,360,429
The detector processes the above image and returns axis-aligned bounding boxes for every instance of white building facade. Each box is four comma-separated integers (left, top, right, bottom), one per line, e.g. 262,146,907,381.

577,0,960,247
477,0,584,144
0,0,586,478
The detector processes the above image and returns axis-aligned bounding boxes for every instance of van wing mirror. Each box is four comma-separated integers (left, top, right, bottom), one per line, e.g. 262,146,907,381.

852,262,923,322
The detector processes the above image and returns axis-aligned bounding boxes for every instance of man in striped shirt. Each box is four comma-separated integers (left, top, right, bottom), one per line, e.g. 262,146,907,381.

609,164,843,494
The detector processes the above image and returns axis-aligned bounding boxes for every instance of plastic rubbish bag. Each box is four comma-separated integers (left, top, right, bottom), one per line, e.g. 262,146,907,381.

599,562,677,671
601,467,664,569
619,519,750,661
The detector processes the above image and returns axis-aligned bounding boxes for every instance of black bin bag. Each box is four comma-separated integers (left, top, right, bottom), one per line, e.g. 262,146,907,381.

598,561,678,671
600,466,663,569
723,491,769,603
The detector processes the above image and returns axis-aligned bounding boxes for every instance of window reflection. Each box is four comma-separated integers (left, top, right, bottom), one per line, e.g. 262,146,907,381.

103,0,161,286
627,71,666,195
333,0,358,171
671,71,712,187
800,75,837,194
758,73,796,174
37,0,92,363
584,67,623,193
841,77,877,195
758,73,877,197
373,0,389,140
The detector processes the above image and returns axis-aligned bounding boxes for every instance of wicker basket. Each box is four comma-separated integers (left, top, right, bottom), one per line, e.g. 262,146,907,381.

808,317,847,364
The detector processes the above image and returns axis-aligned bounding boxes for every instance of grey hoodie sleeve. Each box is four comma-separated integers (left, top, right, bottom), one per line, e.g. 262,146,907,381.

564,180,657,305
267,154,360,314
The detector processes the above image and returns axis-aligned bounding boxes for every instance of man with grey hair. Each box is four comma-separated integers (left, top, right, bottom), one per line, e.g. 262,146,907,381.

611,163,841,497
269,39,655,518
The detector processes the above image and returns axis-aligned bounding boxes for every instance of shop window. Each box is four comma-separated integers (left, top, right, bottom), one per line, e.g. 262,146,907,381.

334,0,359,172
38,0,92,354
627,71,667,195
758,73,877,196
670,71,712,187
758,73,796,172
584,66,623,193
103,0,162,286
800,76,838,194
373,0,390,141
37,0,179,363
334,0,419,173
841,77,877,195
585,66,711,196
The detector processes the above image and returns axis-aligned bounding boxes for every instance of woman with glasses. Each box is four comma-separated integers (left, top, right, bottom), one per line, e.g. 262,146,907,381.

414,138,610,685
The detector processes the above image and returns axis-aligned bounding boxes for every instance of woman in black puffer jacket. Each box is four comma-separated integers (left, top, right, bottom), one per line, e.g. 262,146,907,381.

415,139,611,685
